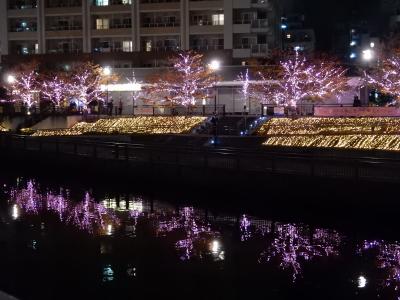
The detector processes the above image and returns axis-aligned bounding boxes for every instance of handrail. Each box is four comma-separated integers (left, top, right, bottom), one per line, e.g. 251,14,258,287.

4,133,400,165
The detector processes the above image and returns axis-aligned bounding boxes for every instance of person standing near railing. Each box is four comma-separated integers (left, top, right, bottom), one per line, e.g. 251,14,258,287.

118,100,123,115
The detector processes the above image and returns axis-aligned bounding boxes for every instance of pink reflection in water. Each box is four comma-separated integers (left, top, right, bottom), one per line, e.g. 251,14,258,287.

10,180,119,234
259,223,341,281
360,240,400,293
157,207,219,261
11,180,42,214
67,192,118,234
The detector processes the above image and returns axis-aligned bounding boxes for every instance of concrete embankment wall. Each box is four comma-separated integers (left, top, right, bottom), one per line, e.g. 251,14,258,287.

30,116,83,130
2,134,400,185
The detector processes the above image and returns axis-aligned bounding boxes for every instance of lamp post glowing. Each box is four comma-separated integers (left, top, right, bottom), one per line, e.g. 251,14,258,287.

362,49,373,62
7,75,16,84
208,60,220,114
6,74,16,101
103,66,112,106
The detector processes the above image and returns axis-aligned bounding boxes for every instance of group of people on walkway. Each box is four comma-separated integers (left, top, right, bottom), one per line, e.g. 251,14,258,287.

107,99,123,116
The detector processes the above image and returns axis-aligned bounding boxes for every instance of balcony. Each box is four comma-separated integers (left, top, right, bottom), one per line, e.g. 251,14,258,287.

190,44,224,51
7,8,37,18
91,1,132,13
9,21,37,33
47,47,82,54
93,0,132,6
92,38,133,53
45,7,83,15
141,46,180,52
46,24,82,31
46,28,83,39
9,41,39,55
233,0,251,9
139,1,180,12
233,48,251,58
190,24,224,35
8,31,38,40
93,47,129,53
91,27,132,37
189,0,223,10
45,0,82,8
251,0,272,9
251,19,269,32
233,21,251,33
140,25,180,35
8,0,37,9
251,44,268,56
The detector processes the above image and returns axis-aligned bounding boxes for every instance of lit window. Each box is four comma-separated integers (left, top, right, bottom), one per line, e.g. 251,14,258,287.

123,40,133,52
212,14,224,26
96,18,109,30
294,46,304,51
145,41,152,52
286,34,291,39
96,0,109,6
122,0,132,3
35,43,39,54
350,40,356,46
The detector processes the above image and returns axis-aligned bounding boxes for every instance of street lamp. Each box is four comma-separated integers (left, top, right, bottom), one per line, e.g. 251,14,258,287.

360,49,374,106
132,83,142,116
128,71,142,116
103,66,112,106
362,49,374,62
208,60,220,114
6,74,16,104
7,75,16,84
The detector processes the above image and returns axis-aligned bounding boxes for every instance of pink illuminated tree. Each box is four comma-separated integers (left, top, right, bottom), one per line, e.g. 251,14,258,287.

146,51,217,107
367,55,400,102
42,76,69,108
245,52,348,109
9,69,39,110
68,62,110,109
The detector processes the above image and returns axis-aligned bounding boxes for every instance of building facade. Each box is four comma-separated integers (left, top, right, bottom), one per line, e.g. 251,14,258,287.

281,14,315,55
0,0,284,68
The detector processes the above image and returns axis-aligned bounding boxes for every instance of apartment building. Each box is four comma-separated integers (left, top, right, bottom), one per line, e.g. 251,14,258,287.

281,14,315,54
0,0,283,67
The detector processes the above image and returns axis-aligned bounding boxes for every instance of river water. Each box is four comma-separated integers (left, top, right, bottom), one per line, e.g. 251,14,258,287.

0,175,398,300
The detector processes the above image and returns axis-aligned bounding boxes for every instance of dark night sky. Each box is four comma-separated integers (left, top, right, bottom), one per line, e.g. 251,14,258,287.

298,0,382,51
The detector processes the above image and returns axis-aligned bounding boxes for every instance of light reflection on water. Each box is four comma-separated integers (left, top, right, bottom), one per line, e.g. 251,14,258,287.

4,178,400,298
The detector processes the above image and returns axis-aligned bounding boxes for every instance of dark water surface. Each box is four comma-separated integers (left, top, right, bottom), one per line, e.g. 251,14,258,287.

0,173,399,300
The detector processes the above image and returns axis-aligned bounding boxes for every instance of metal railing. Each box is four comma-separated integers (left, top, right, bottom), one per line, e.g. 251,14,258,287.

189,45,224,51
46,0,81,7
46,25,82,31
251,44,268,54
2,133,400,182
142,23,180,27
251,19,268,28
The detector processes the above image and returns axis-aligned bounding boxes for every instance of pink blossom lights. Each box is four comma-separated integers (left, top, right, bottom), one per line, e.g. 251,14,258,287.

146,51,216,107
242,52,348,109
367,55,400,103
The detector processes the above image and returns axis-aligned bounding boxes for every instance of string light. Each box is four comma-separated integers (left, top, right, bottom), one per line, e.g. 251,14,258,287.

248,52,348,107
367,55,400,102
145,52,216,106
258,117,400,136
32,116,206,136
359,240,400,295
259,117,400,151
42,76,68,107
264,134,400,151
9,70,38,108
